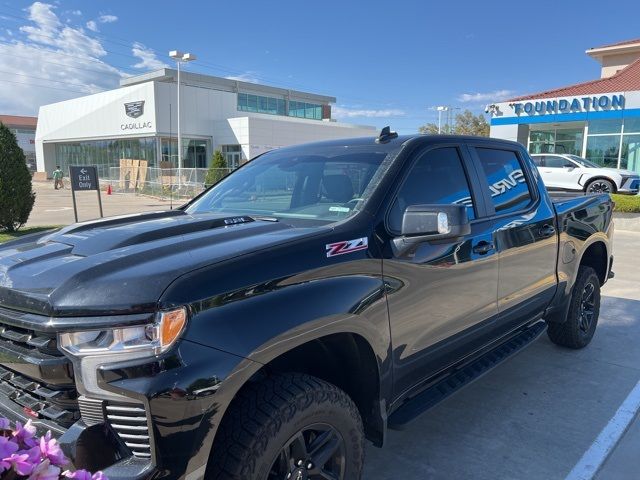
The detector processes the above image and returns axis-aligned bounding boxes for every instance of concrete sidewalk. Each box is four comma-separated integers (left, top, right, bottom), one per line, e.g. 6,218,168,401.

26,182,176,227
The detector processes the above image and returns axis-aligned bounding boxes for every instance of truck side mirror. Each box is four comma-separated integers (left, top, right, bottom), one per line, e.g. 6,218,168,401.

393,204,471,255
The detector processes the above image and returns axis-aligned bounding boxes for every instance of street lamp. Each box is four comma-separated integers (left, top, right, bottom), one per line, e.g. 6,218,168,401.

436,106,449,134
169,50,197,190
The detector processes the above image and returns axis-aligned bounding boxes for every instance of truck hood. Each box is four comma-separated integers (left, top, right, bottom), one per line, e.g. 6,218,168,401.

0,210,323,316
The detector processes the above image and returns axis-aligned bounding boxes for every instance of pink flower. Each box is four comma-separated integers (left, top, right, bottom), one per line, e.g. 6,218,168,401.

0,435,19,472
13,420,38,448
27,458,61,480
3,452,36,476
0,417,11,430
39,431,67,466
63,469,108,480
63,469,92,480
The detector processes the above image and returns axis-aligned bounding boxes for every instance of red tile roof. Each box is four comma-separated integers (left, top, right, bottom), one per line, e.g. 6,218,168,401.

508,58,640,101
0,115,37,129
589,38,640,50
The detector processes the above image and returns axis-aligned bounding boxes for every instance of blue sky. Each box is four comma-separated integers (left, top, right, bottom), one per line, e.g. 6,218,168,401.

1,0,639,133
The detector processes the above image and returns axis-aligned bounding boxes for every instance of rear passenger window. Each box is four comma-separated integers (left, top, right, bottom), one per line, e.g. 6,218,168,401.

388,147,475,232
475,148,533,214
532,156,544,166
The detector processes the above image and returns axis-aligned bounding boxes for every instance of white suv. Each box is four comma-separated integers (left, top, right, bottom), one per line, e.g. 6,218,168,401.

531,153,639,195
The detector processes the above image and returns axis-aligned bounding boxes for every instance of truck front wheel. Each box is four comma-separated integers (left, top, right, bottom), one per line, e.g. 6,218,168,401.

207,373,365,480
547,266,601,349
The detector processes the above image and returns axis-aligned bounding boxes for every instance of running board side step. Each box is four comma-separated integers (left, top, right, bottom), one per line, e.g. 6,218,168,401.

388,321,547,430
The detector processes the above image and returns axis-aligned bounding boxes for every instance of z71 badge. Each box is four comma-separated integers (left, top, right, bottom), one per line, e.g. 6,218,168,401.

326,237,368,257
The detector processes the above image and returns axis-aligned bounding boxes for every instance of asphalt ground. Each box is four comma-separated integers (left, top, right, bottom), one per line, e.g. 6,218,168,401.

364,230,640,480
26,181,175,227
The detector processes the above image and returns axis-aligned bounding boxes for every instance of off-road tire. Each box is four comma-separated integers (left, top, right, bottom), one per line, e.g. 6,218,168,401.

586,178,615,194
206,373,365,480
547,266,601,349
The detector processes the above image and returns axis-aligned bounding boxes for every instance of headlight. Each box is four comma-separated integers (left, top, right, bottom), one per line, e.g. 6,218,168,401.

59,307,187,402
59,307,187,357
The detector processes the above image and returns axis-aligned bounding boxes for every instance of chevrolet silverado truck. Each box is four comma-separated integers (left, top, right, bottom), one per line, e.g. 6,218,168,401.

0,130,614,480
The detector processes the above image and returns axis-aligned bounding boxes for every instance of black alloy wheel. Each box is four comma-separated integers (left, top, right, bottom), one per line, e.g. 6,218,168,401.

587,180,614,193
578,281,596,333
269,424,346,480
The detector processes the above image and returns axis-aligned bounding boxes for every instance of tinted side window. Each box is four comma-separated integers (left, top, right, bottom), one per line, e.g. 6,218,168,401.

545,156,572,168
532,156,544,166
475,148,533,214
388,147,475,232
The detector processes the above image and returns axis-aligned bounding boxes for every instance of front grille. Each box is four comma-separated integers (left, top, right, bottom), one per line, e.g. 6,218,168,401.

106,403,152,459
0,365,78,426
0,316,79,428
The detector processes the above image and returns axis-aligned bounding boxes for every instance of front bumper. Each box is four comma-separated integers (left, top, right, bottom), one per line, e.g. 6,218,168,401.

618,177,640,195
0,338,247,480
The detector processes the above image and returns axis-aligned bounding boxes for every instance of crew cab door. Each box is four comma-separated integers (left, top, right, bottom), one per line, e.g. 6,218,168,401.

380,145,499,397
541,155,583,190
469,145,558,330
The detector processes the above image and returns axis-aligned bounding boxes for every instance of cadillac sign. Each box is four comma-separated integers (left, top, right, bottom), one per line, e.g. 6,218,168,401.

122,100,152,130
124,101,145,118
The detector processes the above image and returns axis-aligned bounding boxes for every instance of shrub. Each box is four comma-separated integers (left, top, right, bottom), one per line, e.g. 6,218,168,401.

205,150,228,187
0,418,107,479
0,122,35,232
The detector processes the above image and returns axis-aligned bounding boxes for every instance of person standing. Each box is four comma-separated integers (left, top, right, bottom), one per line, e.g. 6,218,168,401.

52,166,64,190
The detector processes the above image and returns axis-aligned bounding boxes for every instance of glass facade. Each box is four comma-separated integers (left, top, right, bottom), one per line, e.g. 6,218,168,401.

237,93,324,120
55,137,157,179
238,93,286,116
528,127,583,155
221,145,242,168
526,117,640,174
55,136,211,179
288,101,323,120
159,137,210,168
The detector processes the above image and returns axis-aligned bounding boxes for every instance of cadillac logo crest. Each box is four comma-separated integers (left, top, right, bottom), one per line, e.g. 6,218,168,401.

124,101,145,118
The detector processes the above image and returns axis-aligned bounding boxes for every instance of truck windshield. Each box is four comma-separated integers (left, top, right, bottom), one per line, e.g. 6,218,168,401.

186,142,401,223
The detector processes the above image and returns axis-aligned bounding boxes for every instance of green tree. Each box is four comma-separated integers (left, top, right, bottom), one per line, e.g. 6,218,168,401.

0,122,35,232
205,150,229,186
418,109,489,137
453,110,490,136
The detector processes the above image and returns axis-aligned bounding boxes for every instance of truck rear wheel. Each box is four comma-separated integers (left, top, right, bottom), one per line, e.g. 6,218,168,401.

547,266,601,349
207,373,364,480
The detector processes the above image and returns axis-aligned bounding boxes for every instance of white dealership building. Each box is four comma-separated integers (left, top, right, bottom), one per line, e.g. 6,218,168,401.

489,38,640,174
35,69,375,179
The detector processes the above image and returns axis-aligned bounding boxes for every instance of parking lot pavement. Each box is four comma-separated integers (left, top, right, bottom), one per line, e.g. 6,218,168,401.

364,230,640,480
26,182,175,227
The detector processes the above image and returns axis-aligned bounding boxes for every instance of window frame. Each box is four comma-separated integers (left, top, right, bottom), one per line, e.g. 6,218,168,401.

384,143,487,236
468,144,540,219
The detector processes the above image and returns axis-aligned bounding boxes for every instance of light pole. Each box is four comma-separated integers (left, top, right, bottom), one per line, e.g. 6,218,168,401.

169,50,197,190
436,106,448,134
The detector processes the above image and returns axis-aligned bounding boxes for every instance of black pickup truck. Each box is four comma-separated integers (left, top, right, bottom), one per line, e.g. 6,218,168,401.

0,130,614,480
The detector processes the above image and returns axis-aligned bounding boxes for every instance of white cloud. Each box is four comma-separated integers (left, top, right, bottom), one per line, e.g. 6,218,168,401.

70,10,81,16
86,20,98,32
333,105,406,118
0,2,122,115
456,89,516,103
98,14,118,23
225,72,261,84
132,42,168,70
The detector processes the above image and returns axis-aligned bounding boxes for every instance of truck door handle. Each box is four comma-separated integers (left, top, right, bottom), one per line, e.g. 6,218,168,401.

473,241,495,255
539,224,556,238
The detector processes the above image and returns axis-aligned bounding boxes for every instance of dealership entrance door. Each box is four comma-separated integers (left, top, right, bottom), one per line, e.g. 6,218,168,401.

528,122,585,156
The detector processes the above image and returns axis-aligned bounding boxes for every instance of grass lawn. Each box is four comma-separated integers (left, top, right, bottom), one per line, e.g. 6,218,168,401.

0,226,60,244
611,194,640,213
